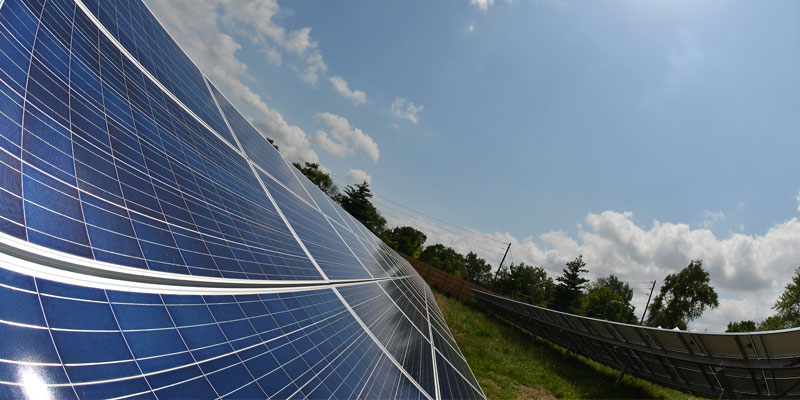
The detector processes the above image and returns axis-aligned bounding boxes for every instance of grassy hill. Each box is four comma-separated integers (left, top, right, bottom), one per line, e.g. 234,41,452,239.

434,292,696,399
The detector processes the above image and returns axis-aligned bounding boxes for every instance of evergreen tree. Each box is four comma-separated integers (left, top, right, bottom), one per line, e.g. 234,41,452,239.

548,256,589,313
338,182,387,234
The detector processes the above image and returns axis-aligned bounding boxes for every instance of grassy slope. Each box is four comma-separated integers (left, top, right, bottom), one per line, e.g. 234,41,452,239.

435,292,695,400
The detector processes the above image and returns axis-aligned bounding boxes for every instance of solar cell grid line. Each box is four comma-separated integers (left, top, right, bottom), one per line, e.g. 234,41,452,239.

0,0,488,397
73,0,243,169
204,79,318,207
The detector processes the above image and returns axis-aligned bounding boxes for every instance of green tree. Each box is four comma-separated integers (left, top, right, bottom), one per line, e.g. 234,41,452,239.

548,256,589,313
463,252,493,286
772,266,800,329
494,263,554,306
757,315,787,331
581,275,637,323
646,260,719,330
726,320,757,332
381,226,427,258
338,182,387,234
418,244,466,278
292,162,339,197
267,137,278,150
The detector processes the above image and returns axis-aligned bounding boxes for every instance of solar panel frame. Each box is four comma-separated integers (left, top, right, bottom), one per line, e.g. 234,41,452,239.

475,290,800,399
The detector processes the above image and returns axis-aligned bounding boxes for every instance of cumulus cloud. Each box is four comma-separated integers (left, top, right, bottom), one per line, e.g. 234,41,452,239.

346,169,371,185
383,209,800,332
312,112,380,162
299,50,327,86
146,0,333,160
471,0,495,11
329,76,367,105
390,97,424,125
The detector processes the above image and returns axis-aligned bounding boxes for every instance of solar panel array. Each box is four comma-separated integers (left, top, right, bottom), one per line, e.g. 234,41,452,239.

0,0,484,398
475,290,800,399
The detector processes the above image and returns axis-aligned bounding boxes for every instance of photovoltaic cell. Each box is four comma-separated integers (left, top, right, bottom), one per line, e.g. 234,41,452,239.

0,0,483,398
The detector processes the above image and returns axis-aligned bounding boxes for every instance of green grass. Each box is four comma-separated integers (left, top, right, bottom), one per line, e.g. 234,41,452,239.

434,292,696,400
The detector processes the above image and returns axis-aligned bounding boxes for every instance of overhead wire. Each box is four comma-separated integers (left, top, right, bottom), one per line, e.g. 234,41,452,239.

327,174,510,260
373,194,508,245
372,196,505,249
373,197,511,251
374,205,507,257
331,174,509,246
328,174,661,288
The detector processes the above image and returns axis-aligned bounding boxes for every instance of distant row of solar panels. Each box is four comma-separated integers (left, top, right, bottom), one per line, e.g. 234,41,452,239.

474,290,800,399
0,0,483,397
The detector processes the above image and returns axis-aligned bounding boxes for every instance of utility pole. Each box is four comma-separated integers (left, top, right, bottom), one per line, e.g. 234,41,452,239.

493,243,511,282
640,280,657,325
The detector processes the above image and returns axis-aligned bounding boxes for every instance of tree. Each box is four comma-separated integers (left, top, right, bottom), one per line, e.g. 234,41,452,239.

646,260,719,330
463,252,493,286
418,244,466,278
581,275,637,323
494,263,554,306
292,162,339,198
772,266,800,329
267,137,279,151
338,182,386,234
381,226,427,258
548,256,589,313
757,315,787,331
726,320,757,333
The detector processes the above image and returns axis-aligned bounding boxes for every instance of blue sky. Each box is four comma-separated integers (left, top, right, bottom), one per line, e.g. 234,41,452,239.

147,0,800,331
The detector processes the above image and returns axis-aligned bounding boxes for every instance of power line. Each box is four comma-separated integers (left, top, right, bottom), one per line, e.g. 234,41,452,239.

331,174,508,246
373,194,508,245
374,198,508,253
328,173,664,289
375,205,507,257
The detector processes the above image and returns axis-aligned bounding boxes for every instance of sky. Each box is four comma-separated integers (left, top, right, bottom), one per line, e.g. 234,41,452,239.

145,0,800,332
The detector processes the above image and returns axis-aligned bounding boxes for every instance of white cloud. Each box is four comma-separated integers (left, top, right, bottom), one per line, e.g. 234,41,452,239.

346,169,371,185
329,76,367,105
390,97,424,125
471,0,495,11
146,0,327,161
383,209,800,332
467,24,475,33
312,130,350,158
312,112,380,162
261,46,282,66
701,210,725,229
299,50,327,86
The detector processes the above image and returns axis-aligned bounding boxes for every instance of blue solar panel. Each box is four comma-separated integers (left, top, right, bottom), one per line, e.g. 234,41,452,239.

0,0,484,398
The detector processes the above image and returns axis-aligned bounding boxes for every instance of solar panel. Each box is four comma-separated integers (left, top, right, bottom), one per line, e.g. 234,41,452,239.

0,0,484,398
475,290,800,399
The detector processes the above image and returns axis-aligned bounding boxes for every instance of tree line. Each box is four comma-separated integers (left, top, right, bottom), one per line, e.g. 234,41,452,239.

289,159,798,332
